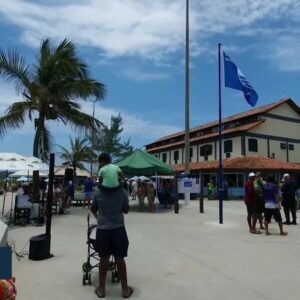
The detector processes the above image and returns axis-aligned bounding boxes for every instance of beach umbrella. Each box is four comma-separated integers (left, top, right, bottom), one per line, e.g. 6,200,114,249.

10,170,48,178
16,176,31,182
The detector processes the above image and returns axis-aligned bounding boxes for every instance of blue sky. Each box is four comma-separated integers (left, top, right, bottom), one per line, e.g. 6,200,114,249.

1,0,300,158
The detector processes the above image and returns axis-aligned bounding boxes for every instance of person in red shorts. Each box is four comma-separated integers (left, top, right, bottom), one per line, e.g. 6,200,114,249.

244,172,260,234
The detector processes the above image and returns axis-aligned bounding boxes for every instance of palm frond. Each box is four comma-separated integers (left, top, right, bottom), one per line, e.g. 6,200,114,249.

57,106,103,133
0,101,32,138
0,49,31,95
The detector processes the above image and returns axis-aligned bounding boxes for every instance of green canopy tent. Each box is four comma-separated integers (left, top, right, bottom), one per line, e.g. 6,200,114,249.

117,150,179,213
116,149,175,176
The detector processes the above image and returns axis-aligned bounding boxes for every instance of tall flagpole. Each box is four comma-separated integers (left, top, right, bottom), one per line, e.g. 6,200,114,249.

218,43,224,224
184,0,190,174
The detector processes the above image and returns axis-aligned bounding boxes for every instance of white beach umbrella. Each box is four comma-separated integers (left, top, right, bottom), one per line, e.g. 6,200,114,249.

10,169,48,178
0,152,48,171
16,176,31,182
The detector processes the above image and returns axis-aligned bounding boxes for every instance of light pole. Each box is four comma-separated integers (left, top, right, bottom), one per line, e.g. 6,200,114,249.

90,98,98,176
184,0,190,175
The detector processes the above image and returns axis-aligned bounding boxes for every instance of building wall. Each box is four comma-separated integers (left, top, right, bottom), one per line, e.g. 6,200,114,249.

198,142,215,162
269,103,300,119
170,148,183,165
150,102,300,164
245,137,268,157
268,140,287,161
252,118,300,139
213,137,241,160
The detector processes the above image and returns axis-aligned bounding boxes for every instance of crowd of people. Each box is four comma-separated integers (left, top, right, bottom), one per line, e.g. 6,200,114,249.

244,172,298,236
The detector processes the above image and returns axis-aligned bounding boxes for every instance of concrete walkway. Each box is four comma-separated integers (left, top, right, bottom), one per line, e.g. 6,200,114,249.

1,196,300,300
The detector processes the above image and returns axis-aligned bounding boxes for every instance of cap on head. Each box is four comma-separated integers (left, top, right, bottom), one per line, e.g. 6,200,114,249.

248,172,256,178
283,173,290,180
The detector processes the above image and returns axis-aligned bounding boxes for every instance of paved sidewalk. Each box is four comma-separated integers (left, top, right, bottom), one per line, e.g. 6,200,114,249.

2,197,300,300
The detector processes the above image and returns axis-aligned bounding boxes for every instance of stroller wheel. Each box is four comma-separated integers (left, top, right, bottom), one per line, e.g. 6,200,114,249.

111,270,119,283
82,274,87,286
115,271,120,282
108,261,115,271
82,262,91,272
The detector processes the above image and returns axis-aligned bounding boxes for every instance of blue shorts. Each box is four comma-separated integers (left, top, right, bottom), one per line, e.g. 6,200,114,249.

85,191,93,199
95,227,129,258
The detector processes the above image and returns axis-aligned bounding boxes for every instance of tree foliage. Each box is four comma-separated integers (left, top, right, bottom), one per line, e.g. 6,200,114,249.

0,38,106,162
93,113,134,162
57,136,95,176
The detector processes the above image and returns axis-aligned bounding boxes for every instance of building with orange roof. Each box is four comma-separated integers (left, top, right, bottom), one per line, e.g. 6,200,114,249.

145,98,300,198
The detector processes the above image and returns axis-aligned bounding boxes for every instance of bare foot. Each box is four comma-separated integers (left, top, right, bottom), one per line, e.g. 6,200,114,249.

265,232,271,236
280,232,288,236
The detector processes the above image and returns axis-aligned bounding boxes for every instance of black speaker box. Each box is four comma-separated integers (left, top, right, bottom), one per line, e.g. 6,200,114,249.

64,168,74,186
29,234,52,260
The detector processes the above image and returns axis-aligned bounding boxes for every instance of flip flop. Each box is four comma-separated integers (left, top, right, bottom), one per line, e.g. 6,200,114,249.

95,287,106,298
123,287,134,298
251,230,261,234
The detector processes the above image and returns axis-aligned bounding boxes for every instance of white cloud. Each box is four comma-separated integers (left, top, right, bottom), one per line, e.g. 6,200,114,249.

0,82,20,114
0,0,299,63
263,35,300,72
81,103,181,145
120,67,170,82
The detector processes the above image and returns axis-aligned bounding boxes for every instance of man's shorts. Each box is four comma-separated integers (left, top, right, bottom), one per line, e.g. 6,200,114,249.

95,227,129,258
264,208,282,223
84,191,93,199
245,202,258,215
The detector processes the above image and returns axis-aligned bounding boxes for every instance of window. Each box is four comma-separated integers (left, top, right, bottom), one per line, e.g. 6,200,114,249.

224,140,233,153
190,148,193,158
248,138,258,152
200,144,212,156
162,153,167,163
280,142,286,150
225,152,231,158
289,144,294,151
173,150,179,161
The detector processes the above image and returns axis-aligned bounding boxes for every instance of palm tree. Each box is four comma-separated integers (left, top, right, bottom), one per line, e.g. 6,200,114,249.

0,38,106,162
57,136,95,178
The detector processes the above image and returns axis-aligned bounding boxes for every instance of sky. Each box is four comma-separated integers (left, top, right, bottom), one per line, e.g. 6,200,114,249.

1,0,300,158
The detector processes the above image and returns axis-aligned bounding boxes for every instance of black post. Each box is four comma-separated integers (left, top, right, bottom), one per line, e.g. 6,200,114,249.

218,43,224,224
174,173,179,214
28,154,54,260
46,153,54,236
32,170,40,203
200,171,204,213
1,170,8,215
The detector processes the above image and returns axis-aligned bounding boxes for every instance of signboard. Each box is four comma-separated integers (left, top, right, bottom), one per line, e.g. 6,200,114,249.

178,176,200,194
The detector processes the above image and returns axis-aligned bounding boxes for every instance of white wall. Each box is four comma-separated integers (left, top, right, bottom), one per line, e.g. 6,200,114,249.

0,220,8,247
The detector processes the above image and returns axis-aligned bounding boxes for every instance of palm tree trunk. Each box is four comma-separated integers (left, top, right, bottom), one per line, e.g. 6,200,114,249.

33,113,45,158
73,163,77,186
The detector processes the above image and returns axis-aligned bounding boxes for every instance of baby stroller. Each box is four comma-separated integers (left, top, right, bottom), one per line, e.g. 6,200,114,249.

82,213,120,285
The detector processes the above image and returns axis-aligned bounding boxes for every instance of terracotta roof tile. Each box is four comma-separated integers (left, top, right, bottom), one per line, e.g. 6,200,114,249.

172,156,300,172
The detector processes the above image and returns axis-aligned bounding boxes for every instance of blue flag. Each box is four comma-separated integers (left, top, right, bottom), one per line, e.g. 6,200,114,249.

223,52,258,107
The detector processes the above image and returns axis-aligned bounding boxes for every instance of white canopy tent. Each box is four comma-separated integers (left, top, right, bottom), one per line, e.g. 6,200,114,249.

10,170,48,178
0,152,48,172
16,176,31,182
